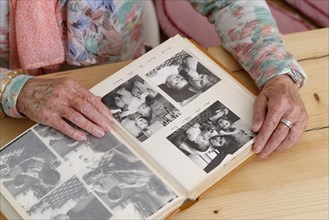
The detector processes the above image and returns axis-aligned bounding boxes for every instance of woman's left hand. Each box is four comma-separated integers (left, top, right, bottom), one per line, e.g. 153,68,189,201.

252,74,308,158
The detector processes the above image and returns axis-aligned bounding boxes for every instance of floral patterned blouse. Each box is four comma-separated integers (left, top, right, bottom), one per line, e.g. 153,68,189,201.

0,0,306,118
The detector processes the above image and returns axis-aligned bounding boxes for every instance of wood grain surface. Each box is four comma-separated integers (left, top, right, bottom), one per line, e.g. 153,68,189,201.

1,28,328,220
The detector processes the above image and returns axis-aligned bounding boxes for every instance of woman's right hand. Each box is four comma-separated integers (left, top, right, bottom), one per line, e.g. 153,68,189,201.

17,77,113,141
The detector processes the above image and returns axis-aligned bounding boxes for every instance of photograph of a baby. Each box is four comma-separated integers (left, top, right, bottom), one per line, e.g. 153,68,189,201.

146,50,220,106
167,101,255,173
102,75,181,142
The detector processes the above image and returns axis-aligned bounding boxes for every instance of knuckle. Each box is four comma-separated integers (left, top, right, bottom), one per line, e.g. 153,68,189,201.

86,124,95,133
60,107,71,118
95,116,105,126
288,102,301,115
285,135,295,146
277,131,287,140
79,121,95,134
289,105,299,114
60,123,74,136
59,77,75,87
87,93,99,104
257,135,268,146
81,105,94,116
71,113,84,124
48,87,66,101
94,102,104,113
38,109,53,123
275,96,288,107
266,121,277,131
71,98,83,108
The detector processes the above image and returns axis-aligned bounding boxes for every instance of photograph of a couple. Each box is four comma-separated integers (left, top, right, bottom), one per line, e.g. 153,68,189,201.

102,75,181,142
167,101,255,173
0,131,69,210
146,50,221,106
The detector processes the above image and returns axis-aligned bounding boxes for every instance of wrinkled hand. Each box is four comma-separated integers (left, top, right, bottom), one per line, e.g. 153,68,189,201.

17,77,112,141
252,75,308,158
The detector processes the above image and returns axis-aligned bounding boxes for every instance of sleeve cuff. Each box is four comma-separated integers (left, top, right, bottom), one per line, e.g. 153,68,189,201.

255,53,307,89
1,75,33,118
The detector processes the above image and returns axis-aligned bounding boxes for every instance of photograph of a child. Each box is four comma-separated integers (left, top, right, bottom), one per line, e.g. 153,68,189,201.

167,101,255,173
81,145,177,219
102,75,181,142
146,50,220,106
27,177,113,220
0,131,68,210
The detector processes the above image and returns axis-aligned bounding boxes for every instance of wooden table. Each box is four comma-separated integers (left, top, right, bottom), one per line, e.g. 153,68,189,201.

1,28,328,219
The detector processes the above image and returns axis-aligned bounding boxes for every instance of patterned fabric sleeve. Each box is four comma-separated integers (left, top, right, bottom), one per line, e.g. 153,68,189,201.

0,68,33,118
0,2,31,118
0,0,10,69
188,0,307,88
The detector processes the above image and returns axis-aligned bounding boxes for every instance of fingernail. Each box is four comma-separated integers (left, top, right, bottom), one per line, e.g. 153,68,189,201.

76,133,87,141
251,125,259,132
253,145,261,153
95,128,105,137
105,122,112,131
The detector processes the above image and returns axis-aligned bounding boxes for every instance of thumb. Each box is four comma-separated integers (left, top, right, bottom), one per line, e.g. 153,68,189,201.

252,93,267,132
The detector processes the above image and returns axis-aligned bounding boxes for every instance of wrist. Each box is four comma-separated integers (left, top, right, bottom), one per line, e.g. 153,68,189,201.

262,74,300,93
1,74,33,118
260,67,306,90
281,68,306,88
1,69,29,118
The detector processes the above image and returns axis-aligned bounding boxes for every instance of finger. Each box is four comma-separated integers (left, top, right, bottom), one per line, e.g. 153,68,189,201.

81,91,113,131
276,120,305,151
61,108,106,138
72,95,112,132
91,96,114,127
252,94,267,133
253,104,286,154
49,117,87,141
258,122,290,158
89,94,113,120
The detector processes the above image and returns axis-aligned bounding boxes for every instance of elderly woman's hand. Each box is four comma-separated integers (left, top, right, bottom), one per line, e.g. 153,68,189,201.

17,77,113,141
252,75,308,158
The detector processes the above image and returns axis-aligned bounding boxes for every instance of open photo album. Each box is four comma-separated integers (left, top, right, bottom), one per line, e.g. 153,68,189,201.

0,35,256,220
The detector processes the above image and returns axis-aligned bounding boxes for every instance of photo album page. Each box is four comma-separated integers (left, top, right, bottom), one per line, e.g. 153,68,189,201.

91,35,256,198
1,35,256,220
0,124,184,219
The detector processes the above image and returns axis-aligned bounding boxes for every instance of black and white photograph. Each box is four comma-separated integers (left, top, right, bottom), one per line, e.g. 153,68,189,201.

0,131,70,210
27,177,113,220
167,101,255,173
81,145,177,219
102,75,181,142
34,125,121,172
33,124,80,149
146,50,220,106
